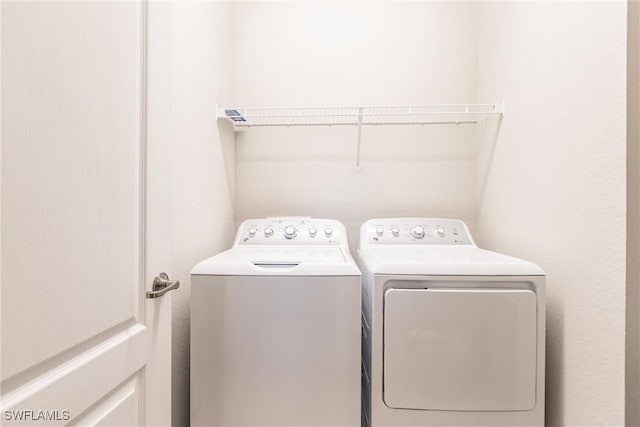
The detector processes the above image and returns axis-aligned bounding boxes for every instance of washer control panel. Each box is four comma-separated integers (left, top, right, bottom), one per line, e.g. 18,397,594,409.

362,218,473,245
236,217,345,246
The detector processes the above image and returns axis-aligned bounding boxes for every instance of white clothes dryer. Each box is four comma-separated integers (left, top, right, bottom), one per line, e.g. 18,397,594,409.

191,217,361,427
357,218,545,427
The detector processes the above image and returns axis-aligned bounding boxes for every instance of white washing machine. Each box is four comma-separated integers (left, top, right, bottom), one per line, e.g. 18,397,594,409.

357,218,545,427
191,217,361,427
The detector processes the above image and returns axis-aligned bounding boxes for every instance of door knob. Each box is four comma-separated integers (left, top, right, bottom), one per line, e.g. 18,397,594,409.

146,272,180,299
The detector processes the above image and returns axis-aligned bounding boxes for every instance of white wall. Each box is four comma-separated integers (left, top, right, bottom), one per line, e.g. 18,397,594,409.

627,0,640,425
233,2,480,249
475,2,628,426
170,3,235,426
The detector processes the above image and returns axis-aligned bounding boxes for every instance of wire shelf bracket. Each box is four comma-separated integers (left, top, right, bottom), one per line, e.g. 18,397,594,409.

217,102,505,171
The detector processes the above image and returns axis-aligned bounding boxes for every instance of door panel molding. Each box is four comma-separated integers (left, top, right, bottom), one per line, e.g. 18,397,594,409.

0,317,139,395
1,324,148,414
69,373,140,427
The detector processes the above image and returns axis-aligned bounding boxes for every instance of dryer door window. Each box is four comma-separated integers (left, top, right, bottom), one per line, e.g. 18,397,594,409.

383,288,537,411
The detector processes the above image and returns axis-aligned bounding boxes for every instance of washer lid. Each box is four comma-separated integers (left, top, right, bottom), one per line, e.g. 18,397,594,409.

358,246,544,276
191,246,360,276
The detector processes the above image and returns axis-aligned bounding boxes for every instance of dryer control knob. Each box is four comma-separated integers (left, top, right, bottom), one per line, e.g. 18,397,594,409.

284,226,297,239
410,226,425,239
376,227,384,236
309,227,318,237
324,227,333,237
391,227,400,236
248,227,257,236
264,228,274,237
436,227,446,236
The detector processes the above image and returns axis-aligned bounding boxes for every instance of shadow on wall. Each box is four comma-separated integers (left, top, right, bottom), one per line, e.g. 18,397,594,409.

545,296,565,426
476,114,503,203
219,119,236,204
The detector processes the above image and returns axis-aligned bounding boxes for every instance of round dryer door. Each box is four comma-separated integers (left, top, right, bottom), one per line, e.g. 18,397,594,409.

383,288,537,411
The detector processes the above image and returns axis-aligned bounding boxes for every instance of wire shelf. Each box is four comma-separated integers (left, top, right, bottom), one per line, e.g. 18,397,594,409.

217,102,505,171
218,103,504,128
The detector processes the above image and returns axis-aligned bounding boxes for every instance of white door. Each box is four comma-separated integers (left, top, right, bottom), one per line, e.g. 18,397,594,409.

1,2,174,426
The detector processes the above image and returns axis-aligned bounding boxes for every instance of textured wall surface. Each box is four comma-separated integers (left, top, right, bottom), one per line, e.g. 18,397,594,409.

233,2,480,250
170,3,235,426
475,2,628,426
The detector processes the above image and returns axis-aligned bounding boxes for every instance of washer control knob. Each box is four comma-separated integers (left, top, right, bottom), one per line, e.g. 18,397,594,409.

264,228,274,237
391,227,400,236
410,226,425,239
248,227,257,236
284,226,297,239
436,227,446,236
375,227,384,236
324,227,333,237
309,227,318,237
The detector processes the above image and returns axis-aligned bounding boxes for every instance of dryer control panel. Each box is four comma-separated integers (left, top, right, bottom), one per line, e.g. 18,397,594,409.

235,217,346,247
361,218,474,245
